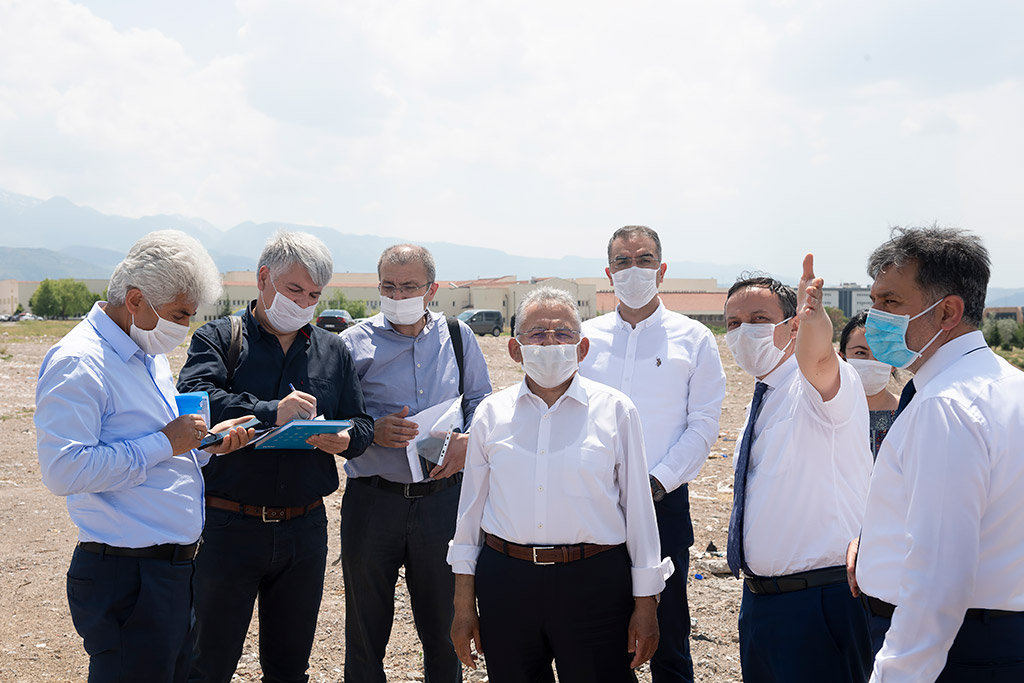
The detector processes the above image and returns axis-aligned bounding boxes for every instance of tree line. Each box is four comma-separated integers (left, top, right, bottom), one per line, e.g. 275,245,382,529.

28,279,102,319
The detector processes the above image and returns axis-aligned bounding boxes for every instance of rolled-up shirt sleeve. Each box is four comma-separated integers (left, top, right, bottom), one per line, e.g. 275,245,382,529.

36,355,173,496
447,400,493,575
619,402,675,596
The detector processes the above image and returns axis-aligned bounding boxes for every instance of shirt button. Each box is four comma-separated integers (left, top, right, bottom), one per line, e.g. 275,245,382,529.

417,363,421,368
542,415,549,420
539,449,546,455
538,486,543,492
419,389,424,394
537,523,543,529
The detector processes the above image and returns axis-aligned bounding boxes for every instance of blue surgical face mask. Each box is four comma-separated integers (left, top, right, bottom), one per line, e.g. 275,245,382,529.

864,298,944,369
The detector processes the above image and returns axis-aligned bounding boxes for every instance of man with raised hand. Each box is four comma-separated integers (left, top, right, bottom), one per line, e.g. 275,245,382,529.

855,227,1024,682
579,225,725,682
724,256,873,683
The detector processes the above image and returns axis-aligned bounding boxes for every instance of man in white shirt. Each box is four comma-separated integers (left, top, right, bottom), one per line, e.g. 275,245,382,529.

448,286,673,682
579,225,725,683
724,259,873,683
853,227,1024,682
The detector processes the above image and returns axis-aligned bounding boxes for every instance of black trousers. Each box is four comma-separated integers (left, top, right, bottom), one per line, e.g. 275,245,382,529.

66,545,195,683
188,504,328,683
650,484,694,683
475,543,638,683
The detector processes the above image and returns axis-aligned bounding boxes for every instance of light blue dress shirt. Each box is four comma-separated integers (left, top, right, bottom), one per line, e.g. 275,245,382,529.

35,302,208,547
340,311,492,483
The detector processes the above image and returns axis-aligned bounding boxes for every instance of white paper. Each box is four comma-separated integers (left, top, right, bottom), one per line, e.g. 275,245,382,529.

406,396,464,482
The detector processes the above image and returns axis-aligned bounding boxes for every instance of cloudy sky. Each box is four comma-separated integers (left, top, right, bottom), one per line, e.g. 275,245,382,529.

1,0,1022,286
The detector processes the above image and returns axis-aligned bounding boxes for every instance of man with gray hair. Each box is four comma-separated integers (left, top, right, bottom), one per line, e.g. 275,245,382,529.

35,230,256,683
178,231,374,682
449,286,671,681
340,243,491,683
852,226,1024,682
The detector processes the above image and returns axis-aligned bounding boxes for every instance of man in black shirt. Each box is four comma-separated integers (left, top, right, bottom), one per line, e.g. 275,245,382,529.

177,231,373,683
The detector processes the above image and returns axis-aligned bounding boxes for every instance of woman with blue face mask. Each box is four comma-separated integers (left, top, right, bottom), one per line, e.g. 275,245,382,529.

839,312,902,460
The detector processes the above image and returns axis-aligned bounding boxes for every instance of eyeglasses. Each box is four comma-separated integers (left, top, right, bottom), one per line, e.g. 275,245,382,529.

378,282,431,297
515,327,581,345
609,254,659,270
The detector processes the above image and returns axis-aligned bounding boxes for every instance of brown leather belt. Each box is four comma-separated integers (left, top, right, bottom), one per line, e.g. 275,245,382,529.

484,532,620,565
205,495,323,522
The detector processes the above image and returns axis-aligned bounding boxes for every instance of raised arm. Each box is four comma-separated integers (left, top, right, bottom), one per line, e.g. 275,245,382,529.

795,253,841,402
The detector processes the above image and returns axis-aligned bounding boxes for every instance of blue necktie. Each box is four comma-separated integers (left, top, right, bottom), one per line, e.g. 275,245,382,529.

894,379,916,419
727,381,769,579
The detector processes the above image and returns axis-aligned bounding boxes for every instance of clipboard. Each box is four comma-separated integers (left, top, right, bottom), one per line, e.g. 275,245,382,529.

252,419,352,450
406,396,464,481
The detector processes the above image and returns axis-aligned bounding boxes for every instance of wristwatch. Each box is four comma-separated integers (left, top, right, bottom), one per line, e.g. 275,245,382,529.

649,475,666,503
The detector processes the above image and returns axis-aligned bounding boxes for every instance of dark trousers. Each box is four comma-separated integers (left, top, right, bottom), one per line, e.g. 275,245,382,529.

188,504,328,683
738,580,872,683
869,610,1024,681
650,485,694,683
475,543,638,683
66,545,195,683
340,477,462,683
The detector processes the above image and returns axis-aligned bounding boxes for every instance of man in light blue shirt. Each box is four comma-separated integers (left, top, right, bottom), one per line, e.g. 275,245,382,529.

340,244,492,683
35,230,254,683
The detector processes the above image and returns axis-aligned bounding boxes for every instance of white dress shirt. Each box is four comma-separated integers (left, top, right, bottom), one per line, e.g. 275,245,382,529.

736,355,872,577
858,330,1024,683
580,302,726,492
35,302,209,547
447,374,674,597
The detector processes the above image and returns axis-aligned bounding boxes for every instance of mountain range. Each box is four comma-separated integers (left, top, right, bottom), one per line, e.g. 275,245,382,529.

2,188,1023,306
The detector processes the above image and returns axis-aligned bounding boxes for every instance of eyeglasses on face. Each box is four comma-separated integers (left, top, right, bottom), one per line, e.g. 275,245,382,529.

515,327,581,345
609,254,660,270
378,282,431,297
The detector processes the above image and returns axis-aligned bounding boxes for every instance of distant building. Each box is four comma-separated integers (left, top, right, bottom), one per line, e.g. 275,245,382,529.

579,276,727,327
985,306,1024,325
821,284,873,318
0,278,107,315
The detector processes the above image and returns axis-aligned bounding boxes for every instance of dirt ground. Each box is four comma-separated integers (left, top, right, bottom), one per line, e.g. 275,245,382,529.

0,323,753,682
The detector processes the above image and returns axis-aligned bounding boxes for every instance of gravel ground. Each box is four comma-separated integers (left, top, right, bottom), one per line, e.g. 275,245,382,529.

0,323,751,682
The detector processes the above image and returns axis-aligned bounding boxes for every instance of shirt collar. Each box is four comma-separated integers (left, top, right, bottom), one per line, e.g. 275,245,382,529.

613,298,664,331
515,371,589,409
88,301,144,363
912,329,988,391
761,353,798,388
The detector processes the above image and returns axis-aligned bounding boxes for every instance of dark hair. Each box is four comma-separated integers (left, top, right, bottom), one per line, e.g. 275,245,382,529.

607,225,662,263
867,226,989,327
726,274,797,319
839,310,868,355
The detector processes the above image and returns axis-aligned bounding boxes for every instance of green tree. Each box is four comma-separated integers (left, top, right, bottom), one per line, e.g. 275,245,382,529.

996,318,1018,349
29,279,58,317
825,306,848,342
30,279,98,318
983,315,1002,348
317,291,366,319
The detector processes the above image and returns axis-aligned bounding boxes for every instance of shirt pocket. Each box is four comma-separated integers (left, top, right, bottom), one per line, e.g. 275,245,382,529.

560,442,616,498
305,377,337,418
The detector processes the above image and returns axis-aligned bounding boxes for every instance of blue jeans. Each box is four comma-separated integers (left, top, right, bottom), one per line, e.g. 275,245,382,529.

189,504,329,683
340,477,462,683
66,546,195,683
739,580,871,683
650,485,694,683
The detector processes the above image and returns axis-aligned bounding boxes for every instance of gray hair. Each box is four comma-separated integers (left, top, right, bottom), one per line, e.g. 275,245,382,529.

607,225,663,263
257,231,334,288
867,225,990,327
107,230,222,307
377,244,436,283
515,286,580,334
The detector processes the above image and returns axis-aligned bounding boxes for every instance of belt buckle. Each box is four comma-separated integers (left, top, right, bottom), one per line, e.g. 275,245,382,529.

403,483,426,499
261,506,281,523
532,546,555,566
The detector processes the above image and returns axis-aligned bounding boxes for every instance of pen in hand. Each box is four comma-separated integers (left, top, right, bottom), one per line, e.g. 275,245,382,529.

287,383,312,420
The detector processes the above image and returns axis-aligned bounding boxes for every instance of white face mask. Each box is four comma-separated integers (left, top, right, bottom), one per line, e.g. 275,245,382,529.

847,358,893,396
130,301,190,356
262,277,315,333
380,294,427,326
612,266,659,310
519,342,579,389
725,318,793,377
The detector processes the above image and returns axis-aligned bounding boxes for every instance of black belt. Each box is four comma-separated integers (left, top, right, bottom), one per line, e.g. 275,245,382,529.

862,594,1023,621
77,540,201,562
354,472,462,498
744,566,847,595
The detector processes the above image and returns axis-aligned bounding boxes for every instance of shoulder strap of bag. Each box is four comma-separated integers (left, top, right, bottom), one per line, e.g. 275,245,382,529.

225,315,244,388
446,316,469,424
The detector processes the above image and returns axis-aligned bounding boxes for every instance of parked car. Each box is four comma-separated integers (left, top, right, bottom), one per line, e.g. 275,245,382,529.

316,309,354,332
457,309,504,336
